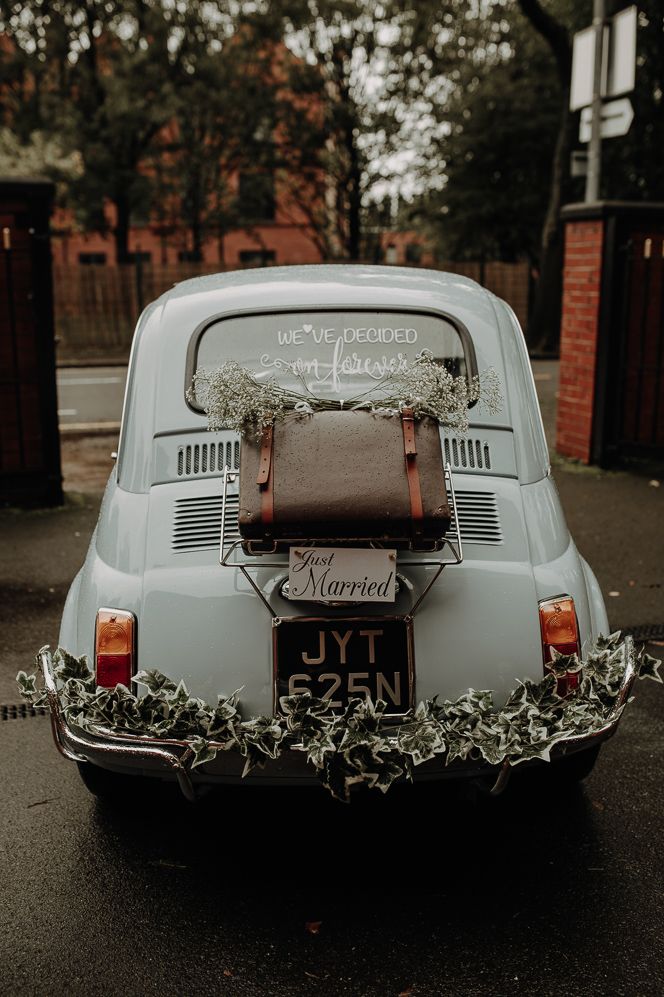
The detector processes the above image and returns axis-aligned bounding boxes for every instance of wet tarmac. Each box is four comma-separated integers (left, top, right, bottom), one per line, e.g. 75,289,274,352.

1,676,663,996
1,360,663,995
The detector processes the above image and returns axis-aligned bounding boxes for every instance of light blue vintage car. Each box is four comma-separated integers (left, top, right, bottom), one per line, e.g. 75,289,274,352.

40,265,639,801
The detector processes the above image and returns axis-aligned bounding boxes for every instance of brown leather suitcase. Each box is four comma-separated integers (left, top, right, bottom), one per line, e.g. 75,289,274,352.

238,409,450,545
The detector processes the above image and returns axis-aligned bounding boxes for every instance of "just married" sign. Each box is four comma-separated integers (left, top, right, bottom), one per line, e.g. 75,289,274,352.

287,547,397,603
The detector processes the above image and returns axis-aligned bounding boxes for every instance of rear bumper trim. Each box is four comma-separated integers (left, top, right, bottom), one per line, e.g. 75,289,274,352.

39,637,637,800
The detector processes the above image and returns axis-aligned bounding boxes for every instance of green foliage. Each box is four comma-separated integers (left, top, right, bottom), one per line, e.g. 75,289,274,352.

18,635,661,803
0,128,82,202
399,0,663,260
275,0,414,259
0,0,661,267
601,0,664,202
0,1,277,260
429,42,562,262
392,1,575,262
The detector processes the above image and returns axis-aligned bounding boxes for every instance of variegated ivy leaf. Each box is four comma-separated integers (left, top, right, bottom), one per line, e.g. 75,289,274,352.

301,732,336,769
53,648,92,681
132,670,178,694
169,680,193,706
340,696,388,732
323,755,362,802
476,736,509,766
206,699,241,739
512,741,553,764
373,755,406,793
240,716,283,759
595,631,623,650
279,691,332,726
240,739,279,777
188,737,219,769
338,723,388,756
441,689,494,719
638,653,663,683
16,671,38,699
548,648,582,677
397,719,446,765
134,692,169,722
518,674,560,709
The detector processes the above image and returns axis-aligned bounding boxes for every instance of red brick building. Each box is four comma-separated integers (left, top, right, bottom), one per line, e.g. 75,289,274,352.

51,187,324,268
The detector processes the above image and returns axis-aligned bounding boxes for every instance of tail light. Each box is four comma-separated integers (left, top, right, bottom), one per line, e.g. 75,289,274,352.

95,609,135,688
539,596,581,695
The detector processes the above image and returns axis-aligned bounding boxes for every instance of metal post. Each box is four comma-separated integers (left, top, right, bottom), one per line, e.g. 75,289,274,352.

585,0,606,202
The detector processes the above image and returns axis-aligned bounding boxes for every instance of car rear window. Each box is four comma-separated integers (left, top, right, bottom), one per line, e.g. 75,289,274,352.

189,309,474,405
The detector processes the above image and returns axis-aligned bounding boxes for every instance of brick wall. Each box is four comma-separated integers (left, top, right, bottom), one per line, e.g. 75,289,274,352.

556,219,605,462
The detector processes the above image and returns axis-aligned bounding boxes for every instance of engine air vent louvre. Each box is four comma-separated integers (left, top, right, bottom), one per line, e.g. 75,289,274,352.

176,440,239,478
172,493,241,551
172,490,502,553
445,491,502,546
443,436,491,471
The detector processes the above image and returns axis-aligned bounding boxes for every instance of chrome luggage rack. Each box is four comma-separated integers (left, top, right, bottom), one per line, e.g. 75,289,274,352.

218,463,463,619
219,463,463,621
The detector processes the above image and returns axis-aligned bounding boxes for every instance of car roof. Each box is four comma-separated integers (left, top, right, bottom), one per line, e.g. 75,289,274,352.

159,264,497,328
165,263,484,298
117,265,550,491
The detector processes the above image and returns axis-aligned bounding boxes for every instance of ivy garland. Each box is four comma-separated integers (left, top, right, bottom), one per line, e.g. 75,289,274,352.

17,635,661,801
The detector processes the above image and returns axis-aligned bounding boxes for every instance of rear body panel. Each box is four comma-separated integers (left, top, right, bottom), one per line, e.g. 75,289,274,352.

58,266,609,784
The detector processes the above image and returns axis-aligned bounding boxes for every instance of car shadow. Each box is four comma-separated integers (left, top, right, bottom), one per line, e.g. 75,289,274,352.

87,769,603,928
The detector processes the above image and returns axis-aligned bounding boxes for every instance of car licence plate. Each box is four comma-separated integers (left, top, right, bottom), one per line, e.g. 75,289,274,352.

273,617,414,716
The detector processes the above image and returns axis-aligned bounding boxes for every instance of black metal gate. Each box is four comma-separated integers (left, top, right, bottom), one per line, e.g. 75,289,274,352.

0,179,62,506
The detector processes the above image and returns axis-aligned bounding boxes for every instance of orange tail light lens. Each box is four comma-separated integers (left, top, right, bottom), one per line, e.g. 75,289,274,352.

539,596,581,695
95,609,135,688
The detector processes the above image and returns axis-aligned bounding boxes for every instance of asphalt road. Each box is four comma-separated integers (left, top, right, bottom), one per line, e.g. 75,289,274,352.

55,365,553,435
57,366,127,428
2,676,663,997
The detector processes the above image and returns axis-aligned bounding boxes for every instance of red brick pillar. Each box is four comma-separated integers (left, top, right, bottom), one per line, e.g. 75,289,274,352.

556,217,605,462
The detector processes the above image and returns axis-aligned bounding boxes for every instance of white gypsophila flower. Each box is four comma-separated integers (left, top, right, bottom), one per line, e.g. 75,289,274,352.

188,353,503,436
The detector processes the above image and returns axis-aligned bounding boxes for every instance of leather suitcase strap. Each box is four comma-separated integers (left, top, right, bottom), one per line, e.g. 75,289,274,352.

256,424,274,526
401,408,424,539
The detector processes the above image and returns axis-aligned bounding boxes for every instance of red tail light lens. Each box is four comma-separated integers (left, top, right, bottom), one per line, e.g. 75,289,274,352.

539,596,581,695
95,609,135,688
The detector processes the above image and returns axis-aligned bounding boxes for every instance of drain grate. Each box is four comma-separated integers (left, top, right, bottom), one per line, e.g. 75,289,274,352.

623,623,664,644
1,703,49,721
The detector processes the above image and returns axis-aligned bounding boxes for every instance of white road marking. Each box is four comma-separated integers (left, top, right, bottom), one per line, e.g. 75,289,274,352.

58,376,124,386
57,409,78,416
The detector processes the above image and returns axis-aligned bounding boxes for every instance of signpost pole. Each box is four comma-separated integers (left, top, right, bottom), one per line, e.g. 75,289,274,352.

585,0,606,202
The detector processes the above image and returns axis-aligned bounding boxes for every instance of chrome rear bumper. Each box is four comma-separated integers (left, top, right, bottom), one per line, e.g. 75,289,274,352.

40,638,637,802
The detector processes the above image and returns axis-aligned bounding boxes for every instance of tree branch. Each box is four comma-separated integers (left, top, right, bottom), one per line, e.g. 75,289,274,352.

517,0,571,85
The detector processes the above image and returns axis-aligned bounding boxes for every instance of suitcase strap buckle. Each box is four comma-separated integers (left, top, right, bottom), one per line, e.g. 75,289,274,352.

401,408,424,538
257,423,274,527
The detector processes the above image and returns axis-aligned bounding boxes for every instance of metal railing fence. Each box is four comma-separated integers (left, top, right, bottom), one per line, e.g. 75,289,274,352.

53,260,530,360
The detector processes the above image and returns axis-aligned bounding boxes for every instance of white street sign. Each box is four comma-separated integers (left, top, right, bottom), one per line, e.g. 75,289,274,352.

579,97,634,143
570,26,597,113
570,5,637,111
606,6,637,99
